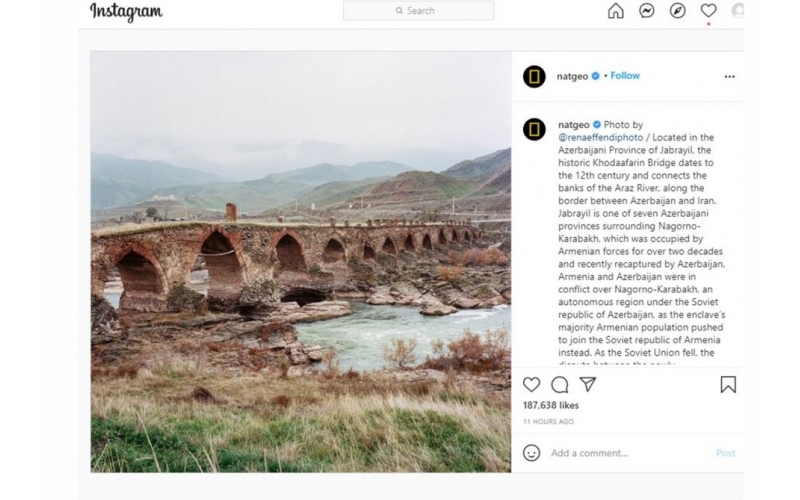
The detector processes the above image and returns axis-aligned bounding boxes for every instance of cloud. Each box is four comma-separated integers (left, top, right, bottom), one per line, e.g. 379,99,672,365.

91,52,510,178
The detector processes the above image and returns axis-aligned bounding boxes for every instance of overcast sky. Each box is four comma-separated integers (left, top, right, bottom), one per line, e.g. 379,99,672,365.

91,52,510,180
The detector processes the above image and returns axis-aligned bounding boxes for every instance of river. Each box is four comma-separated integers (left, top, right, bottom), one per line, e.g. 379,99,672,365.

295,300,511,372
104,282,511,372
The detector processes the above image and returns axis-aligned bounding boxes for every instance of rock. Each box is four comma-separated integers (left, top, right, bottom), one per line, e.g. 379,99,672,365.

286,366,306,378
238,277,281,310
348,258,376,284
367,286,395,305
300,301,352,321
468,284,501,301
271,300,352,323
276,301,302,315
478,296,507,308
259,321,297,350
452,296,480,309
390,283,423,305
286,342,308,365
420,303,458,316
91,295,123,344
419,295,457,316
167,284,207,313
304,344,323,362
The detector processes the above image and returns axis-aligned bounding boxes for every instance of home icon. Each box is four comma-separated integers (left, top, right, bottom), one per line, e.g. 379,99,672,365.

608,3,624,19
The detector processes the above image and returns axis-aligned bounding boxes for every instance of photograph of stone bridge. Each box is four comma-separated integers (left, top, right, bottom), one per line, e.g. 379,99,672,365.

92,220,482,314
89,50,512,474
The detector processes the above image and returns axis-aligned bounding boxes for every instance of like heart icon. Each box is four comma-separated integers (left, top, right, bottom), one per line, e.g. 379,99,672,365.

523,377,541,392
701,3,717,17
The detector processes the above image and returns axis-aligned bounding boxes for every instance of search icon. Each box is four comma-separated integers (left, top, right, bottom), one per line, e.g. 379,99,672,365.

396,6,403,14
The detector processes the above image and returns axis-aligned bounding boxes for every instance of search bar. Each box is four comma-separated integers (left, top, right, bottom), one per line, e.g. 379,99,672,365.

344,2,494,21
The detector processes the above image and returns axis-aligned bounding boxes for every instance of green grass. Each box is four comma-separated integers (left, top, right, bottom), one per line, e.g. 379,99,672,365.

90,364,510,473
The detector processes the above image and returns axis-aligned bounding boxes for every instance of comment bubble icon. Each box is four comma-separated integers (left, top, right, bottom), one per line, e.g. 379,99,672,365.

551,376,569,394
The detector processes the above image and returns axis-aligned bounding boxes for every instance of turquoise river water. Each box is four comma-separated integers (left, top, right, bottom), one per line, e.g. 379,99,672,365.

105,287,511,371
295,300,511,372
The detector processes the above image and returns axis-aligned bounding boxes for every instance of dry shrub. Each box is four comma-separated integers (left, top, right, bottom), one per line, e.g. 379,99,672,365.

116,365,139,378
483,329,510,370
462,248,481,265
462,247,509,267
260,321,289,336
448,250,465,266
92,365,139,379
203,342,222,353
271,394,292,408
431,339,445,356
325,375,431,398
241,347,270,372
422,328,510,373
447,330,484,368
383,338,418,369
190,386,216,403
343,368,360,380
322,347,340,375
407,380,433,396
277,357,291,378
173,340,203,355
437,266,464,282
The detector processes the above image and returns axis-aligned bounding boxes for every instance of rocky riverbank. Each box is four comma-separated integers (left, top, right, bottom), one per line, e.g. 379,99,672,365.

93,242,511,372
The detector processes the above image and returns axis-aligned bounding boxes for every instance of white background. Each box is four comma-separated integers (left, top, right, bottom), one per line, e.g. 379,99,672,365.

10,0,796,499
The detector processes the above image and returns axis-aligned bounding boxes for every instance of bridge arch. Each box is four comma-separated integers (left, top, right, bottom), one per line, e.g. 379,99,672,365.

437,229,447,245
282,287,329,306
451,229,460,243
274,231,307,272
403,234,416,252
363,243,377,260
323,237,347,263
463,230,472,243
381,235,398,255
422,233,433,250
197,230,245,305
108,246,168,312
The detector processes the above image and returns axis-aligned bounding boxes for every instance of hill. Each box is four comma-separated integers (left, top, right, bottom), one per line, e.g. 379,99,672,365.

470,165,511,197
261,161,412,187
441,148,510,181
289,177,394,210
358,171,477,204
93,155,415,213
91,153,224,209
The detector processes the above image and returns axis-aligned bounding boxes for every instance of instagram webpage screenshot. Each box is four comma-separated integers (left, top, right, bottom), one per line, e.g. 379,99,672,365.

79,1,754,498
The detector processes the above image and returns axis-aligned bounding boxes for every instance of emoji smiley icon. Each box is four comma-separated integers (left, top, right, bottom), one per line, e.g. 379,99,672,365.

523,444,541,462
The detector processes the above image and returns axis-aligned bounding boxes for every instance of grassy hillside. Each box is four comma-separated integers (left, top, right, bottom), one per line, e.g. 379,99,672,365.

470,166,511,196
263,161,412,187
288,176,393,210
91,153,224,209
441,148,510,181
94,155,415,213
92,150,512,215
358,171,478,204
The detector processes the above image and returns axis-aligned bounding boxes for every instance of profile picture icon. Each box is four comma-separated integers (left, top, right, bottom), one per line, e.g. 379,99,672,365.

523,65,546,89
523,118,546,141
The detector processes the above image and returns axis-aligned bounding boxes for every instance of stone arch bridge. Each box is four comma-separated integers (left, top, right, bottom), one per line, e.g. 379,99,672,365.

92,222,481,313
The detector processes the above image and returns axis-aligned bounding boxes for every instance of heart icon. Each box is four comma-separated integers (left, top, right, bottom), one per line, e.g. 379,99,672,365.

701,3,717,17
523,377,541,392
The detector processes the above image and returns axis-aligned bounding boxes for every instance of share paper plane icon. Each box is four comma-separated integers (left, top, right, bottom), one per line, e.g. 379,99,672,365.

580,377,597,392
